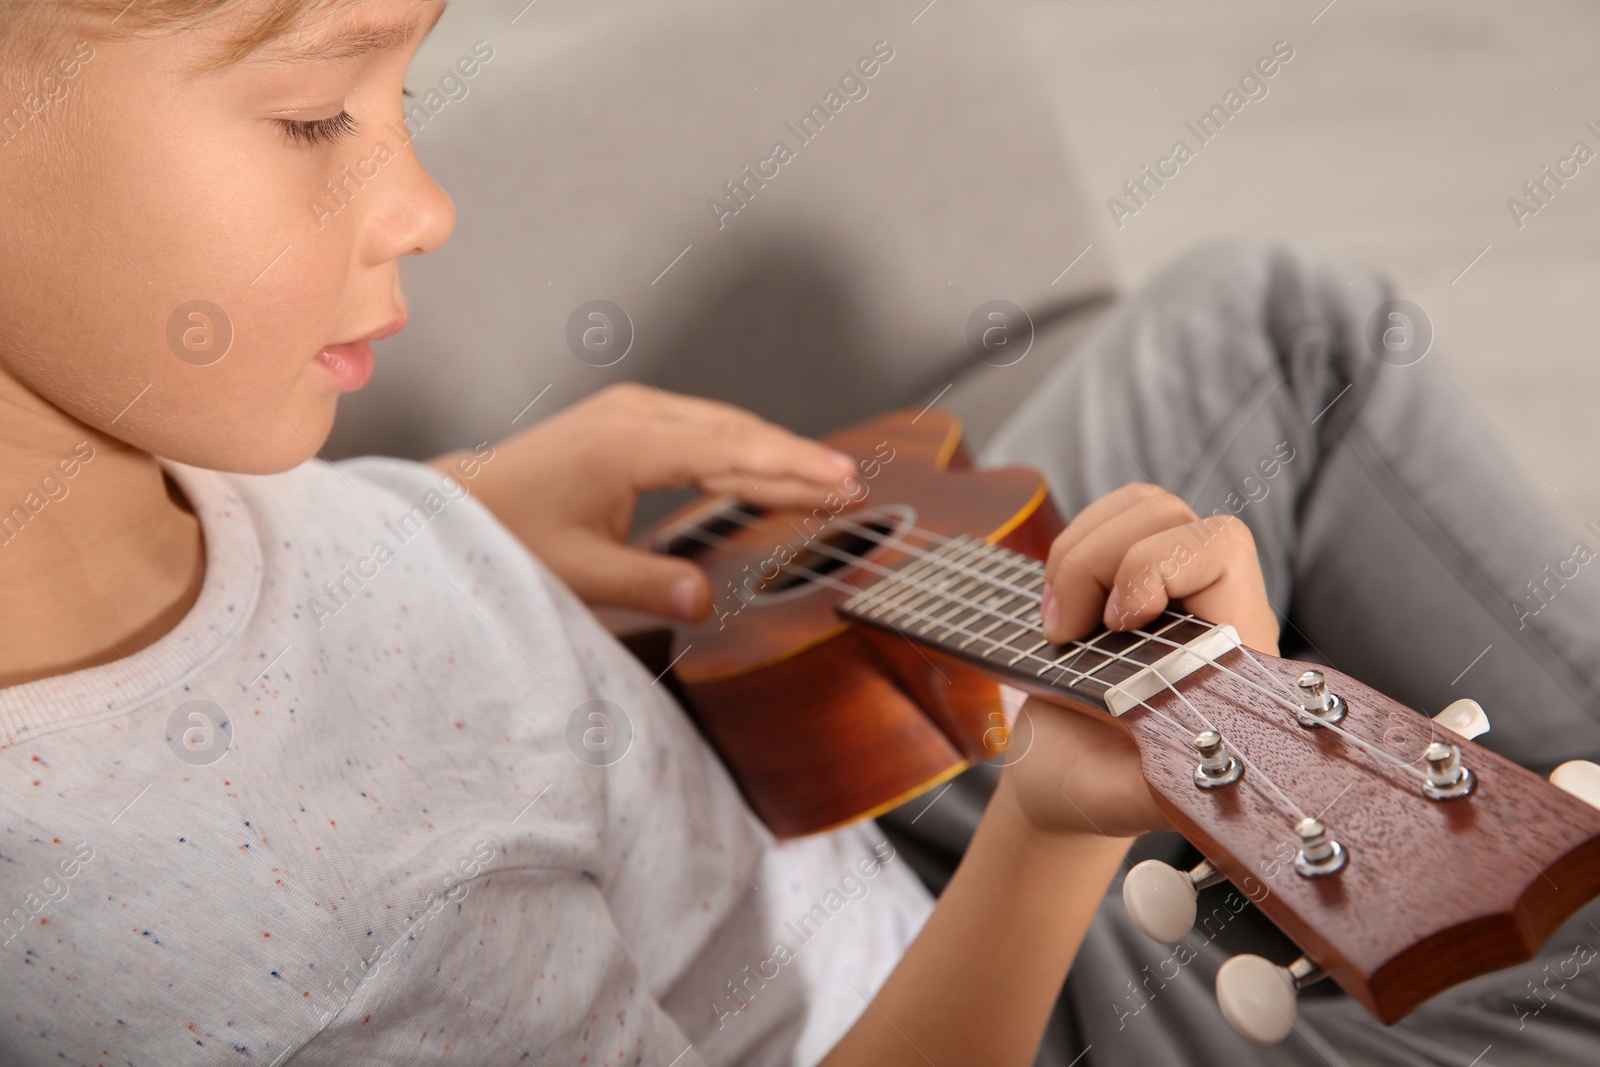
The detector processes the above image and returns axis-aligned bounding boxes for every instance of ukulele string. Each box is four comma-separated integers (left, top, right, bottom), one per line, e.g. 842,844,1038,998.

696,497,966,555
712,507,1047,631
672,523,1193,715
889,535,1434,787
1228,641,1436,771
842,576,1311,823
1117,625,1434,783
666,521,1311,821
748,508,1433,789
714,505,1333,740
781,517,1347,747
1196,637,1436,781
687,502,1433,800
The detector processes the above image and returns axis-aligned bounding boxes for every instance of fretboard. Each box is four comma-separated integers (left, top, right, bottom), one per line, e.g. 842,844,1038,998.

836,534,1233,715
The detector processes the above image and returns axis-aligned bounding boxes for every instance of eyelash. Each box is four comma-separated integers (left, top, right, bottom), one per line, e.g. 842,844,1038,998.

277,110,360,147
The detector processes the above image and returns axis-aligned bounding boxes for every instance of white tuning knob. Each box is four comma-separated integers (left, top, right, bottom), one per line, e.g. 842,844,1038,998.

1432,698,1490,739
1216,954,1323,1045
1122,858,1225,943
1551,760,1600,810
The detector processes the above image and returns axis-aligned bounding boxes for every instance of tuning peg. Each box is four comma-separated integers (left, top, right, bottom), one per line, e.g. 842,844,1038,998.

1551,761,1600,810
1295,670,1346,727
1122,858,1225,943
1432,698,1490,740
1215,954,1325,1045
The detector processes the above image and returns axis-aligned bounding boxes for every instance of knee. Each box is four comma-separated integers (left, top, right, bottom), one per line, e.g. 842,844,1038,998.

1147,237,1398,419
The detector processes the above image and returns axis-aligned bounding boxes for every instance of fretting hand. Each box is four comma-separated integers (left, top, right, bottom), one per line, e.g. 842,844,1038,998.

997,483,1280,841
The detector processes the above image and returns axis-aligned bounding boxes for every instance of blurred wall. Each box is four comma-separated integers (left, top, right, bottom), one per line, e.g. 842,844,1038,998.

1009,0,1600,530
411,0,1599,528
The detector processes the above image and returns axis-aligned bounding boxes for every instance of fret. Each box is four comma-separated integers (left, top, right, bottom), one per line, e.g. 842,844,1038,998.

981,610,1050,665
946,542,1045,598
913,548,1026,636
1035,626,1115,677
875,537,991,625
923,558,1040,641
872,536,974,611
1058,641,1127,689
837,536,1232,713
1066,630,1149,688
1005,627,1117,692
887,536,1015,635
958,552,1039,608
975,602,1042,654
875,580,1040,663
922,589,1012,640
852,536,978,622
1062,616,1209,692
866,587,1121,694
1065,613,1190,686
961,599,1039,649
914,536,1036,599
1005,637,1052,667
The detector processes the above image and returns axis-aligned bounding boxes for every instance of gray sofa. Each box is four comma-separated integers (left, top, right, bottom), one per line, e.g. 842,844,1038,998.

327,0,1117,478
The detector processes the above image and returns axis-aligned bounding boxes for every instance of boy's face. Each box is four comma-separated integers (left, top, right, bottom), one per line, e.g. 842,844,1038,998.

0,0,455,473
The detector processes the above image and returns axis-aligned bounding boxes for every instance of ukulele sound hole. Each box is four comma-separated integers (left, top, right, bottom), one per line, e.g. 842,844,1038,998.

754,504,914,600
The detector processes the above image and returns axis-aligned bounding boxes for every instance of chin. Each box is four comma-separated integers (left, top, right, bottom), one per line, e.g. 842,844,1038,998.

156,412,338,476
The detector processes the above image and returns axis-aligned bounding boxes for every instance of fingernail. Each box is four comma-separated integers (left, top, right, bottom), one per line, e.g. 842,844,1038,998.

829,450,857,475
1103,591,1125,630
671,575,701,620
1040,586,1058,633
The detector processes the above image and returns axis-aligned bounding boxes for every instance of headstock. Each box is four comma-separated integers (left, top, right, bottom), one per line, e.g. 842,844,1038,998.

835,534,1600,1039
1107,645,1600,1035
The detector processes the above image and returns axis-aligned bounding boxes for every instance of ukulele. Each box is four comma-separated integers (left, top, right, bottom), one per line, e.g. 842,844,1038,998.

613,406,1600,1043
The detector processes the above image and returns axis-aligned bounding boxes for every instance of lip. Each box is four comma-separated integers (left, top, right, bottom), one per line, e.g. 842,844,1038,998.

315,340,375,392
362,315,409,343
347,314,408,345
314,315,408,393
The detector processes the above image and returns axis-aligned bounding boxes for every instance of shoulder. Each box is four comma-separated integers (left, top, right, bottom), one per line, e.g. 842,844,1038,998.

218,450,542,590
221,451,505,547
207,451,602,666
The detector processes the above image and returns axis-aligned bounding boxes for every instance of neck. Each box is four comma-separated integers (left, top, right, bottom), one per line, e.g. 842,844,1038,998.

0,368,205,689
836,534,1225,715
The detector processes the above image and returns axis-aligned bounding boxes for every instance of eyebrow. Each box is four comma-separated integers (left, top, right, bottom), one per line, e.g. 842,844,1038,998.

266,1,449,62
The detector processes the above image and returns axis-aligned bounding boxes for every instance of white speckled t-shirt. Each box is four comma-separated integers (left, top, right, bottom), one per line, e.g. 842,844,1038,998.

0,455,933,1066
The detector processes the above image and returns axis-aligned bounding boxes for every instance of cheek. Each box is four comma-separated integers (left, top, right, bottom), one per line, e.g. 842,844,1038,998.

0,55,360,474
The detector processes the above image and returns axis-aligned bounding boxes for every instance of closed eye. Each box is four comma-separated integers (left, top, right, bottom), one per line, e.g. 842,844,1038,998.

278,110,360,147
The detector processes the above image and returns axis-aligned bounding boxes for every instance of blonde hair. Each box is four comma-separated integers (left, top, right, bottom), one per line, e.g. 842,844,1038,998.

3,0,353,72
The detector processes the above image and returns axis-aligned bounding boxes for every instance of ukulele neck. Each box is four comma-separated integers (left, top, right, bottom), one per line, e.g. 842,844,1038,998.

835,534,1240,715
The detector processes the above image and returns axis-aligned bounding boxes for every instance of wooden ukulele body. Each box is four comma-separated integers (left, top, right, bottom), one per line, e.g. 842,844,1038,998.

636,407,1059,838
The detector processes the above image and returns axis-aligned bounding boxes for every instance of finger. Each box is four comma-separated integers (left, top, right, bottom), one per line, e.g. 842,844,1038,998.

1042,492,1202,641
1047,483,1181,573
646,392,858,492
697,472,867,510
618,416,858,501
1104,515,1280,653
543,533,712,622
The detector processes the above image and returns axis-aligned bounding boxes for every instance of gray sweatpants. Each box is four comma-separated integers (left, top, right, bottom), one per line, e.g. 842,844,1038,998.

878,238,1600,1067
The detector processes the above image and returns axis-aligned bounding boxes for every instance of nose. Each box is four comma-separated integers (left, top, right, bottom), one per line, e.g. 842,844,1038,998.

367,136,457,264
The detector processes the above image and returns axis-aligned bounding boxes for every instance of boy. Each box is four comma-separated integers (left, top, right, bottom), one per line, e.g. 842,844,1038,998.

0,2,1277,1064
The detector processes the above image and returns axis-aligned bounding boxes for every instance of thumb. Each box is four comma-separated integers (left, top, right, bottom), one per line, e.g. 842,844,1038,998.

549,536,712,622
